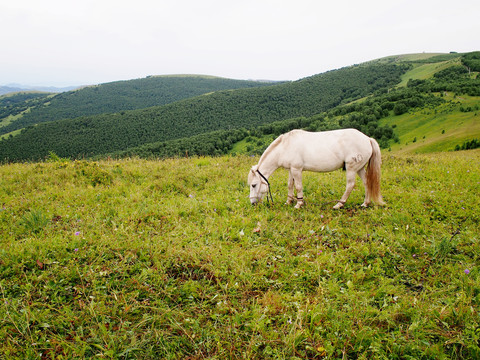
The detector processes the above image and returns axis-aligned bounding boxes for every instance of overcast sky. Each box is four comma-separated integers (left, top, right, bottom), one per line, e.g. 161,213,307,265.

1,0,479,87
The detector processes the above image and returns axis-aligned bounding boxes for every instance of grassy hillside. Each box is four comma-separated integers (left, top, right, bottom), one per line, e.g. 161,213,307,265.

396,58,462,87
0,76,277,136
1,151,479,358
382,93,480,153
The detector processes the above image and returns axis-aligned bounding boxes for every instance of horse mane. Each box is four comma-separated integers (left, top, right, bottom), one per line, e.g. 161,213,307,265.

258,134,285,167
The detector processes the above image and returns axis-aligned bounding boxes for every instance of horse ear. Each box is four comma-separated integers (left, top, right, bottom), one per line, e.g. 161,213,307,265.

248,166,257,184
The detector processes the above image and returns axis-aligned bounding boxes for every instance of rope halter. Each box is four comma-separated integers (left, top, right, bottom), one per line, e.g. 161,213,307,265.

256,169,274,204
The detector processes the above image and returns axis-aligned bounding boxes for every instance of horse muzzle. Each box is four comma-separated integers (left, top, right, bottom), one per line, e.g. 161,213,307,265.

250,197,260,205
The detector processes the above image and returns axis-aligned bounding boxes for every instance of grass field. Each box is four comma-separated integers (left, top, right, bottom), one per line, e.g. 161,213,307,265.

382,94,480,154
1,151,479,359
397,59,462,88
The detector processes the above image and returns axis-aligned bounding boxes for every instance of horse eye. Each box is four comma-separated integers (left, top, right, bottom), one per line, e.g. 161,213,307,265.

252,184,257,188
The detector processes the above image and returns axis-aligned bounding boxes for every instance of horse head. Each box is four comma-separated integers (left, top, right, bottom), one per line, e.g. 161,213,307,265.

248,165,269,205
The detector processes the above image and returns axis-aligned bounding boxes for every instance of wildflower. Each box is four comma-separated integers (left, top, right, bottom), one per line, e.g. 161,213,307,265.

464,269,470,275
74,248,79,252
75,231,80,236
412,254,416,258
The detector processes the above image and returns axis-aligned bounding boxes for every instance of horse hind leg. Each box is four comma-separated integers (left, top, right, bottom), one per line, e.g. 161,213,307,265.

357,168,371,207
334,169,356,209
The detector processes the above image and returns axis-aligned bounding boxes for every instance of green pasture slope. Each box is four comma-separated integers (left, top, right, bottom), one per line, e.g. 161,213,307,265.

381,93,480,153
370,53,480,153
1,151,479,359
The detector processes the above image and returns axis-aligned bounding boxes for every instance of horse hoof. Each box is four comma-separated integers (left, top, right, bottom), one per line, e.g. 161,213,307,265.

286,196,295,205
361,202,369,208
333,202,344,210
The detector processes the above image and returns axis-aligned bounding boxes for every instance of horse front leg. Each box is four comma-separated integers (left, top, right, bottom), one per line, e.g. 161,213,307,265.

286,171,295,205
291,168,305,209
334,169,356,209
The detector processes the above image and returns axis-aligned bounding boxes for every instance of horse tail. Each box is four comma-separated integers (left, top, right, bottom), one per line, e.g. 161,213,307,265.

366,138,385,205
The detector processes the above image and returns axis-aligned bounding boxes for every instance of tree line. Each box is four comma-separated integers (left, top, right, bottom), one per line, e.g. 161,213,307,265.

462,51,480,72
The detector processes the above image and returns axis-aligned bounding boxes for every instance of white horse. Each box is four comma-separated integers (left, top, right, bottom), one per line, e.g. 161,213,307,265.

248,129,385,209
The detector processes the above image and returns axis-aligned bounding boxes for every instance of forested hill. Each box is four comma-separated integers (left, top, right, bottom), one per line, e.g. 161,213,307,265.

0,76,277,136
0,64,408,161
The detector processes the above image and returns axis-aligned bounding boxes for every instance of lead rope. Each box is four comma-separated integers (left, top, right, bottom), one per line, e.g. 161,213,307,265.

256,169,274,204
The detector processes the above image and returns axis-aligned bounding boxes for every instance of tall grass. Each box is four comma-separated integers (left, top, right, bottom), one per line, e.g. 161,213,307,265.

1,152,479,359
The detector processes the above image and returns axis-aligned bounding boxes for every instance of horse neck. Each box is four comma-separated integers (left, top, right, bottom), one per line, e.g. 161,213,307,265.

257,148,280,179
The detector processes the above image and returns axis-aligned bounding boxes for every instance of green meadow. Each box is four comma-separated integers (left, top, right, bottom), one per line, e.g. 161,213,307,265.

1,151,479,359
382,94,480,154
397,59,461,87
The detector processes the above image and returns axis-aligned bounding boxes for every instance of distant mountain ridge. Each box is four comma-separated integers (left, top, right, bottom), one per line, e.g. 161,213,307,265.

0,84,80,95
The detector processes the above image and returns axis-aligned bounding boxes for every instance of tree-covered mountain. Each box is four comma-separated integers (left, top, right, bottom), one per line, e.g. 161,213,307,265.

1,52,479,162
107,52,480,158
0,76,278,136
114,73,479,159
0,64,407,161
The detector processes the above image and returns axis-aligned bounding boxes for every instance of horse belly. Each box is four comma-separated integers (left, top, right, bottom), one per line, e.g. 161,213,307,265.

289,144,345,172
302,149,345,172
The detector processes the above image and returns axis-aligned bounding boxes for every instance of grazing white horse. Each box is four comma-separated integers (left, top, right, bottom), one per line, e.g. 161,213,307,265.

248,129,385,209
